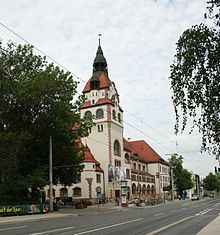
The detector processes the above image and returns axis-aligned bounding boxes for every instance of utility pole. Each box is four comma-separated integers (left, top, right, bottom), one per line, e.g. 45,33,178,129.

137,158,141,206
49,136,53,212
170,166,174,201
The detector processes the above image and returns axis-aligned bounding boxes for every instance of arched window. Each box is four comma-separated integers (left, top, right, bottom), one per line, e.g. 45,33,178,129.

133,162,136,170
112,110,116,120
147,185,151,194
151,185,155,194
118,113,121,123
114,140,121,156
132,183,136,195
142,184,146,195
84,111,92,119
96,109,104,118
73,187,81,197
124,153,130,163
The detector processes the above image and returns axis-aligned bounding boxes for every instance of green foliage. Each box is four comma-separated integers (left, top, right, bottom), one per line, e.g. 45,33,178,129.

205,0,220,26
0,42,90,202
168,154,183,183
170,20,220,155
169,154,193,193
175,169,194,193
203,172,220,192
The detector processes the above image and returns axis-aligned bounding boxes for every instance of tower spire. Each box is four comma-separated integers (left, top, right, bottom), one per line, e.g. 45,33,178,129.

93,34,108,75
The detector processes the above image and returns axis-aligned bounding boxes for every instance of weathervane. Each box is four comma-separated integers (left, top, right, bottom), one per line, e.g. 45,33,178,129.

98,33,102,46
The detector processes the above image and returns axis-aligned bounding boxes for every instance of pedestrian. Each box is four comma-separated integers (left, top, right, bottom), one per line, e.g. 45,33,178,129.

117,197,120,206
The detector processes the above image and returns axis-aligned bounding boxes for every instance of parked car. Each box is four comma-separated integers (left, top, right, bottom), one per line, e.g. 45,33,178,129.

191,195,199,201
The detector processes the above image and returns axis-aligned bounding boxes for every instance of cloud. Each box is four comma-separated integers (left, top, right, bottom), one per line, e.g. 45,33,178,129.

0,0,214,177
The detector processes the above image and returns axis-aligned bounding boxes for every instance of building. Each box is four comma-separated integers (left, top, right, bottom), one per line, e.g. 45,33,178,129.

45,41,170,203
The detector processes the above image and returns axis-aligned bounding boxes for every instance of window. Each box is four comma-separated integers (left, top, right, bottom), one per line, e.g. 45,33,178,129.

124,153,130,163
112,110,116,120
84,111,92,119
114,140,121,156
98,125,103,132
118,113,121,123
96,109,104,118
73,187,81,197
138,164,141,171
143,165,146,172
96,174,101,183
115,160,121,167
92,100,95,104
126,169,130,179
133,162,136,170
60,188,68,197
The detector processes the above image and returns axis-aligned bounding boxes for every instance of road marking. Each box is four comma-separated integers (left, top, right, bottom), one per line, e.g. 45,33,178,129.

29,226,74,234
196,208,213,216
73,218,143,235
0,225,27,231
153,213,164,216
145,216,193,235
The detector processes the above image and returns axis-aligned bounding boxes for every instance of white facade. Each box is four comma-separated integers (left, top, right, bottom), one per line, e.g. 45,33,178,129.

44,43,170,203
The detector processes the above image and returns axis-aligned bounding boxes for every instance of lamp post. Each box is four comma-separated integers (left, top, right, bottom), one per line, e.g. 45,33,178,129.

170,166,174,201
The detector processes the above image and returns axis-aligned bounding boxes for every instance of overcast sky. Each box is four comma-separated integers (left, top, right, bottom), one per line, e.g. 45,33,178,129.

0,0,217,177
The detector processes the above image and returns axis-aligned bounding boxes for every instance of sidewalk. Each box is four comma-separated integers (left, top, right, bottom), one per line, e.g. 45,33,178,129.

197,215,220,235
0,202,129,225
0,200,219,235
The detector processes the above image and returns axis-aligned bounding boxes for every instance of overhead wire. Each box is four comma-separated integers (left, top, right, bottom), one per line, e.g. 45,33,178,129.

0,21,213,174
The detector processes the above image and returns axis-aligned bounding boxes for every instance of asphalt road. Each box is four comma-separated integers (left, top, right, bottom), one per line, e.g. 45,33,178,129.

1,198,220,235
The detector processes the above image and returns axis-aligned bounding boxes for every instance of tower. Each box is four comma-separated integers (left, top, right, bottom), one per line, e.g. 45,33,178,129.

81,40,125,199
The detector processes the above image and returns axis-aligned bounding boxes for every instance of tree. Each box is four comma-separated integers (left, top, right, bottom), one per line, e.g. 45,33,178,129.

175,169,194,195
169,154,193,196
203,172,220,192
168,154,183,183
169,1,220,156
0,42,91,202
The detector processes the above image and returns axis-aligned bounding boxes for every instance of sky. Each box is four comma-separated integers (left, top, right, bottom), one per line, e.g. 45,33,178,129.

0,0,217,178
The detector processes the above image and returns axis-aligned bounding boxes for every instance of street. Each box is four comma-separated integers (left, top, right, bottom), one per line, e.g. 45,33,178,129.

0,198,219,235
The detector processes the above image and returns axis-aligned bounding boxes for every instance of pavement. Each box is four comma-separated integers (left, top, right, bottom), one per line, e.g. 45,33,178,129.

0,200,219,234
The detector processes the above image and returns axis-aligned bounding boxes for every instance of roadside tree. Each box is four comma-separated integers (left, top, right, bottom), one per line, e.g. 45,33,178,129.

169,154,194,197
203,172,220,192
0,42,91,203
169,1,220,156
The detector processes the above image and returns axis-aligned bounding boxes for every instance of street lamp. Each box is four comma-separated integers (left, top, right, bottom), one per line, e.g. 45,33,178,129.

165,153,177,201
